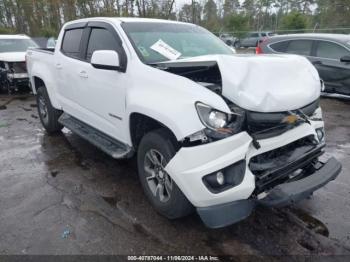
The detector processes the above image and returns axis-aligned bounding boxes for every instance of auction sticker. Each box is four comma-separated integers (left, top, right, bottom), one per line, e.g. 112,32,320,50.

150,39,181,60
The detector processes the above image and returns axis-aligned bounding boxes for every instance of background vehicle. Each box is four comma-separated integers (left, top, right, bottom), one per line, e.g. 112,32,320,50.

0,34,38,94
259,33,350,97
219,33,240,48
240,31,275,48
27,18,341,228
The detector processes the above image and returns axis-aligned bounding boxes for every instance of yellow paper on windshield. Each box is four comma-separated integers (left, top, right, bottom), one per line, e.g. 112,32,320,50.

150,39,181,60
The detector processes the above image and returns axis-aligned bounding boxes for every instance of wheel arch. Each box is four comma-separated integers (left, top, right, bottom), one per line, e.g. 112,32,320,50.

129,112,179,151
31,75,61,109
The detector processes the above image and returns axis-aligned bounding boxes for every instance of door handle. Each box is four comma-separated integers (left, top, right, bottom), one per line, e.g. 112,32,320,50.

79,70,88,78
55,63,62,69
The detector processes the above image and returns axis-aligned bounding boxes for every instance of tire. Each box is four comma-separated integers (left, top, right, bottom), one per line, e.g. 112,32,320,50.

225,40,232,46
137,128,193,219
36,85,63,134
234,41,241,49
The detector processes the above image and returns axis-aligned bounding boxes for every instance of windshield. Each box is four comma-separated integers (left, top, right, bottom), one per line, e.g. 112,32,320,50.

122,22,233,64
0,38,38,53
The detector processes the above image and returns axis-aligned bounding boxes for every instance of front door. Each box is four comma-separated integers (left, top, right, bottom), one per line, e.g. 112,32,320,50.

74,23,129,143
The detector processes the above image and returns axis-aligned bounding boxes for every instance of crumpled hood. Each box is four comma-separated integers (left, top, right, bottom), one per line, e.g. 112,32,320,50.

0,52,26,62
163,54,321,112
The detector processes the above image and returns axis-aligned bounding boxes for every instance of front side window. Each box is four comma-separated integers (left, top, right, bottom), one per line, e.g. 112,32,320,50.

286,40,313,56
61,28,83,58
316,41,350,60
0,39,38,53
250,33,259,38
122,22,233,64
86,28,119,61
269,40,289,52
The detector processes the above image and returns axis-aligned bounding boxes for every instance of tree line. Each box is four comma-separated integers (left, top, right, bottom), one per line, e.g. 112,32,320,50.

0,0,349,37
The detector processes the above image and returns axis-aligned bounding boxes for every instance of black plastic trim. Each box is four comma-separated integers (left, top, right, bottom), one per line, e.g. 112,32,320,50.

197,200,255,228
258,157,341,207
65,22,88,30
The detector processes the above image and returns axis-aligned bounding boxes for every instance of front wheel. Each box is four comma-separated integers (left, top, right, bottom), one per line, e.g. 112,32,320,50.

36,86,63,134
137,129,193,219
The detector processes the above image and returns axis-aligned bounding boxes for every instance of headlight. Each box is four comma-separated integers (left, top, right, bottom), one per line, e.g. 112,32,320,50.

196,102,230,130
195,102,245,140
208,110,228,129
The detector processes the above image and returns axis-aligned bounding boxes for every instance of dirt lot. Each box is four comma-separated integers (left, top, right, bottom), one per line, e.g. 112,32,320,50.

0,94,349,257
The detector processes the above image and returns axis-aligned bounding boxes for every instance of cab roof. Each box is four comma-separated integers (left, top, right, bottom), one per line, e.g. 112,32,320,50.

0,34,31,39
64,17,192,27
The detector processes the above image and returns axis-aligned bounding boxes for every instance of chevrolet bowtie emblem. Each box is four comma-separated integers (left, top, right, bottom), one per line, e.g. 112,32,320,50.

282,114,300,124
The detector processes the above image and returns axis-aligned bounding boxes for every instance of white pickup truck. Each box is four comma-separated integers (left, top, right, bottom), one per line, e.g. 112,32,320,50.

26,17,341,228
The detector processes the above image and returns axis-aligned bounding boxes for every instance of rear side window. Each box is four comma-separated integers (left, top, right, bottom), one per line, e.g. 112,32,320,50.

86,28,118,61
316,41,350,60
269,40,289,52
61,28,83,58
286,40,313,56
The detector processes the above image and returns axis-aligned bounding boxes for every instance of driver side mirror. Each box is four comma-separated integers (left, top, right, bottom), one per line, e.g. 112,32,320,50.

340,55,350,63
91,50,121,71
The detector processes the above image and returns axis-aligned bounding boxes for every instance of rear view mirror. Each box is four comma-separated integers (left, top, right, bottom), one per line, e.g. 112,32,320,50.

91,50,120,70
340,55,350,63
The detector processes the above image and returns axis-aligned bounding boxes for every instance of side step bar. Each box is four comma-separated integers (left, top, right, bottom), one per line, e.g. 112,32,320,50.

58,113,133,159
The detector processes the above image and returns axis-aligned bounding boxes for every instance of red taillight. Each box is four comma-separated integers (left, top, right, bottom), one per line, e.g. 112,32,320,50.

256,46,263,54
256,37,268,54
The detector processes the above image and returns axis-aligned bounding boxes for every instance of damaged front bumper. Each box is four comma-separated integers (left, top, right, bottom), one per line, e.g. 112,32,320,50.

164,121,341,228
197,157,341,228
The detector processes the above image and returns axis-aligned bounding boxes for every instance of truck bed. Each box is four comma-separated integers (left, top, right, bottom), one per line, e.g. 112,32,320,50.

26,47,57,95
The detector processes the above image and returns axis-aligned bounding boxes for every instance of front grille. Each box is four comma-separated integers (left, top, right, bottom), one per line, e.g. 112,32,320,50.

246,99,319,139
9,62,27,73
249,136,324,194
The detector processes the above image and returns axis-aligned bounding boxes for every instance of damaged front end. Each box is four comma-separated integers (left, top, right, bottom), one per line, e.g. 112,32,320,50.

159,56,341,228
0,61,30,94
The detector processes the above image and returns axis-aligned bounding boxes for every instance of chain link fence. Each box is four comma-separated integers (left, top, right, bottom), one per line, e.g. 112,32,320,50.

214,27,350,38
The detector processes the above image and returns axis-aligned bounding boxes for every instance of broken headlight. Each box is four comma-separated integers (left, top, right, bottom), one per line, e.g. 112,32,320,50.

196,102,245,140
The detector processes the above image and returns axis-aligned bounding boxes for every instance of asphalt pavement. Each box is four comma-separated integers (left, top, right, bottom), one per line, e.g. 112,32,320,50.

0,95,349,256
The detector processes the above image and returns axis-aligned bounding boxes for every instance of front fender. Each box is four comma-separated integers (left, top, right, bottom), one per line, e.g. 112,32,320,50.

125,91,204,142
124,62,231,144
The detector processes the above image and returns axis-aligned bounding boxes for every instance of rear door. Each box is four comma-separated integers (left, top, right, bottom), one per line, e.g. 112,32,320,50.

56,23,86,116
313,40,350,95
248,33,259,47
285,39,314,57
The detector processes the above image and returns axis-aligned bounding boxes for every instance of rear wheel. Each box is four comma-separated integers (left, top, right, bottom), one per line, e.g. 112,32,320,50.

137,129,193,219
36,86,63,134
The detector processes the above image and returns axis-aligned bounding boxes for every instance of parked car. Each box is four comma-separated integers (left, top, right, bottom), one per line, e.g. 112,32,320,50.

239,31,276,48
27,18,341,228
0,34,38,94
219,33,240,48
258,33,350,97
46,37,57,49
